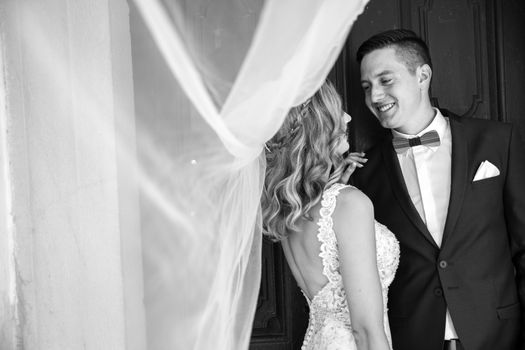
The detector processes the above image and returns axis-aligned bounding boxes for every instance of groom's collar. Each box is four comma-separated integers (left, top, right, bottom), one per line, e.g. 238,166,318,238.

391,108,448,140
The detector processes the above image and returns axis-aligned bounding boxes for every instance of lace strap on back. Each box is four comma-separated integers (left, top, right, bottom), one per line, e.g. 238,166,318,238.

317,183,350,283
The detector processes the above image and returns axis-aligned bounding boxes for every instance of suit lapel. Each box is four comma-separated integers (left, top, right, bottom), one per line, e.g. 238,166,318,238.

441,116,468,247
381,137,439,249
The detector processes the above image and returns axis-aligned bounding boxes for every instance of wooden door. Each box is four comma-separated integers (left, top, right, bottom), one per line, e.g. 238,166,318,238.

250,1,525,349
249,238,309,350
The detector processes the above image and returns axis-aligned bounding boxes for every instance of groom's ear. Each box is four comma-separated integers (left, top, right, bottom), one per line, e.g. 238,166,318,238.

417,64,432,89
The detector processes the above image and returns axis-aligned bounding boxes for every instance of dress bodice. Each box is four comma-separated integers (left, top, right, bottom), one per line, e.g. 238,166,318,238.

301,183,400,350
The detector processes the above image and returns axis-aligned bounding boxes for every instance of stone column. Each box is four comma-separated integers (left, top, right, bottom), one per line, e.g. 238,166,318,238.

0,1,145,349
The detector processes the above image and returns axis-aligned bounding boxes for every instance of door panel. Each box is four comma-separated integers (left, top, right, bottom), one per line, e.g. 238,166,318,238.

411,0,494,118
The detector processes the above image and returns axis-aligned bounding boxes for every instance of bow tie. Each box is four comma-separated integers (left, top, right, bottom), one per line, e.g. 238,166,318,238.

392,130,441,154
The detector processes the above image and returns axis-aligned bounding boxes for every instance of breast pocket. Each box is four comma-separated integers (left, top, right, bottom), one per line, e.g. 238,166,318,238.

497,302,521,320
471,176,500,188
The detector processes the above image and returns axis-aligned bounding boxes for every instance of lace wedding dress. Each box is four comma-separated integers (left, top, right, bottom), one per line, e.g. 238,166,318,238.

301,183,400,350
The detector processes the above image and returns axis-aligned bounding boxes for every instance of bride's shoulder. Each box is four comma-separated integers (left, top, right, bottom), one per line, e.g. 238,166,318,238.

324,184,371,206
329,184,373,219
329,186,375,242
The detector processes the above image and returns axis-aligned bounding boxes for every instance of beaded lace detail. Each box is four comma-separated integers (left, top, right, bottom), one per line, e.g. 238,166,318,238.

301,183,400,350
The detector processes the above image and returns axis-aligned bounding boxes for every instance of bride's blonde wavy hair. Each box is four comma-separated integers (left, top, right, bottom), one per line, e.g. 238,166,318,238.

262,80,348,241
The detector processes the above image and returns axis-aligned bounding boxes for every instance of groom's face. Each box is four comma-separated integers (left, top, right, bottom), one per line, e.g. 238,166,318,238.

360,46,426,134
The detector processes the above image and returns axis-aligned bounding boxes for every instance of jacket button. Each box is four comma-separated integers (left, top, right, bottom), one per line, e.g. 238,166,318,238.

434,287,443,297
439,260,448,269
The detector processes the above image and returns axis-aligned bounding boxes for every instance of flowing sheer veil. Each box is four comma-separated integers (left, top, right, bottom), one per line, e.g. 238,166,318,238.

1,0,367,349
130,0,368,349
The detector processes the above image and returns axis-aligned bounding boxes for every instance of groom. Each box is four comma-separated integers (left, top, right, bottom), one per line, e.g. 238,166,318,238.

351,29,525,350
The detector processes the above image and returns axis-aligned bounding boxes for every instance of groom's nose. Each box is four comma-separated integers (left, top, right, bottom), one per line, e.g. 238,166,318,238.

370,85,385,102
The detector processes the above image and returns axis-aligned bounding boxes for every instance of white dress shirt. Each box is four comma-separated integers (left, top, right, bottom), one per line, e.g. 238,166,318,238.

392,108,458,340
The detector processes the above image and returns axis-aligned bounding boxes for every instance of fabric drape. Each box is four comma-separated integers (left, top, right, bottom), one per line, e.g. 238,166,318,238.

0,0,368,349
131,0,368,349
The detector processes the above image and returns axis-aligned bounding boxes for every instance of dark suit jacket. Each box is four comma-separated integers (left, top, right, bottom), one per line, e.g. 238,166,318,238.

352,111,525,350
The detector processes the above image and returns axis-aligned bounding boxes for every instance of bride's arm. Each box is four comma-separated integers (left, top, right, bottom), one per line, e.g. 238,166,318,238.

333,187,391,350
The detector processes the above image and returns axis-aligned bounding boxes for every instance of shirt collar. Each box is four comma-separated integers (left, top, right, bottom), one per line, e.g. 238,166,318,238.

392,108,447,140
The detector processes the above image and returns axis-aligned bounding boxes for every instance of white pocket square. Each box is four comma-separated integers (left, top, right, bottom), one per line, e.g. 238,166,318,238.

473,160,500,182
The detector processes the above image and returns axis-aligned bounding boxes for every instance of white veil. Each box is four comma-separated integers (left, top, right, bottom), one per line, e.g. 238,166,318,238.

0,0,368,349
131,0,368,348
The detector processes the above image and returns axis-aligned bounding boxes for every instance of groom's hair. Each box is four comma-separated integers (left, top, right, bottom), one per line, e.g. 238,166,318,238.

356,29,432,74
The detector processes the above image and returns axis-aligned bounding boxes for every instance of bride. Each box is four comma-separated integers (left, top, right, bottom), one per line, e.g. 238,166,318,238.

262,80,399,350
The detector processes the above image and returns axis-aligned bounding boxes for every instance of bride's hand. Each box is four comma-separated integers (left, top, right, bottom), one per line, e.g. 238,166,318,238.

340,152,367,184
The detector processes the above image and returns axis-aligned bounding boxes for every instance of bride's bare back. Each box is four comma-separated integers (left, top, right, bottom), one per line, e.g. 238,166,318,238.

281,199,327,300
280,184,399,350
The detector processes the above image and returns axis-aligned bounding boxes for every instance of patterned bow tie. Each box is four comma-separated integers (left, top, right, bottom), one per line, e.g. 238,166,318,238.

392,130,441,154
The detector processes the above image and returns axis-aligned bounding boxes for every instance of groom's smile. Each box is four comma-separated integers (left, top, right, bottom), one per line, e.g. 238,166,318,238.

377,102,395,113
